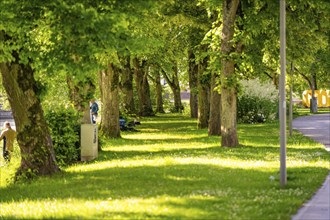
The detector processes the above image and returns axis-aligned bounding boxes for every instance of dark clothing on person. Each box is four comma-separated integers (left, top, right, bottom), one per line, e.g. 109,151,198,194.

90,102,99,124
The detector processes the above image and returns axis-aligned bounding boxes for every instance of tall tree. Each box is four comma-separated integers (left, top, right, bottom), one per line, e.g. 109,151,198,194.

162,0,210,118
0,1,62,178
220,0,240,147
197,56,210,129
99,64,121,138
208,71,221,136
134,58,154,116
188,50,199,118
285,0,330,112
162,62,184,112
0,29,59,177
151,68,165,113
119,56,135,114
206,11,222,136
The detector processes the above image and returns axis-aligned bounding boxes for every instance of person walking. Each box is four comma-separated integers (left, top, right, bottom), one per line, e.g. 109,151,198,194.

0,121,17,162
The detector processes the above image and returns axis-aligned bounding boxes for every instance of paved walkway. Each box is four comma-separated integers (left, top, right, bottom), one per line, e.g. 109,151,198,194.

291,113,330,220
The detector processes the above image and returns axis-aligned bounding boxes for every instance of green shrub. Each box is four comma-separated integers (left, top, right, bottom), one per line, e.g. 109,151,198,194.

44,106,80,167
238,79,278,123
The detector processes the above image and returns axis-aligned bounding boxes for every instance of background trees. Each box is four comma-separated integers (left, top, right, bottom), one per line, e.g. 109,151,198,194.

1,0,329,179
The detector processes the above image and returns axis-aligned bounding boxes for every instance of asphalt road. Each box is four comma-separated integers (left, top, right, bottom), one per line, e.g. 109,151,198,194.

293,114,330,151
291,113,330,220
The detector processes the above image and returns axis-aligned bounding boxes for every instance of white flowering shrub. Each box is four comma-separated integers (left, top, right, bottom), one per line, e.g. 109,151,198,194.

237,79,278,123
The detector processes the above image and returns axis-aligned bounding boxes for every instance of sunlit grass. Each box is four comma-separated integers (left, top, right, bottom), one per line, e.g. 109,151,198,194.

0,113,329,219
294,106,330,117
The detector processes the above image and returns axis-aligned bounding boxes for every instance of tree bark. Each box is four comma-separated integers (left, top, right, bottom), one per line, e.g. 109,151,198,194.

119,56,135,114
295,67,318,113
172,64,183,112
188,50,198,118
220,0,240,147
155,71,165,113
208,71,221,136
0,61,60,178
133,58,154,116
197,58,210,129
310,71,318,113
162,63,183,113
264,70,279,89
99,64,121,138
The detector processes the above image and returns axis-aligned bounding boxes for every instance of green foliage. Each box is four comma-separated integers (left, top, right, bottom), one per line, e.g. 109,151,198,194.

0,77,10,109
238,79,278,123
44,106,80,167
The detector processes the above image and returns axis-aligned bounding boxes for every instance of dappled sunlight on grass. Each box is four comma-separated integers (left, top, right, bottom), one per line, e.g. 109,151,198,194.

1,114,329,219
0,143,20,186
0,196,213,219
123,133,207,140
67,157,279,174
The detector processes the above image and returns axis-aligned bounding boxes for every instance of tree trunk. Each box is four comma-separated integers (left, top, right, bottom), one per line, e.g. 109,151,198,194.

172,65,183,112
162,63,183,113
120,56,135,114
188,50,199,118
0,61,60,178
133,58,154,116
220,0,240,147
310,71,318,113
197,58,210,129
155,71,165,113
208,71,221,136
99,64,121,138
294,66,318,112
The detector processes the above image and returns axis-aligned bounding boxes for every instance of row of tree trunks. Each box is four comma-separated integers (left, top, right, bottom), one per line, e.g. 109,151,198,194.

133,58,154,117
162,62,184,113
100,57,160,139
0,60,60,178
188,49,221,135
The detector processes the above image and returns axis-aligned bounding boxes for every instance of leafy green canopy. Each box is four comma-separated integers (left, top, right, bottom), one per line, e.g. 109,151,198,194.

0,0,162,72
0,0,166,109
199,0,329,88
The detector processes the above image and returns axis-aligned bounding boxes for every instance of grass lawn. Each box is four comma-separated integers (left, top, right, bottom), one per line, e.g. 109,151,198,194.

294,106,330,117
0,113,329,219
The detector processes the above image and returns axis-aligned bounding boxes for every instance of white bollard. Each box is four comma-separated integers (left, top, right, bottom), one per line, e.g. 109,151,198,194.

80,124,98,161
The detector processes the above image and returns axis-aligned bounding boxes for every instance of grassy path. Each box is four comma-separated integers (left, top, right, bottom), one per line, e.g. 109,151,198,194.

0,114,329,219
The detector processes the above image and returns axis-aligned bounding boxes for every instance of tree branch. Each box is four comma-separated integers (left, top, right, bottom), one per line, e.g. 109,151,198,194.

294,67,312,89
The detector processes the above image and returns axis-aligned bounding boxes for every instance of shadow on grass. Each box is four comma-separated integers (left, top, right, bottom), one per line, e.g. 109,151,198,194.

0,164,328,219
1,164,328,201
1,114,329,219
95,144,329,164
107,136,219,147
